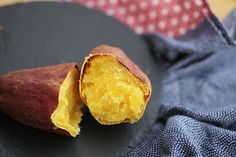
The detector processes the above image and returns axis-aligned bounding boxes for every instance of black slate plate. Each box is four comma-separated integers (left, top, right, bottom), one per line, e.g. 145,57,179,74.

0,2,161,157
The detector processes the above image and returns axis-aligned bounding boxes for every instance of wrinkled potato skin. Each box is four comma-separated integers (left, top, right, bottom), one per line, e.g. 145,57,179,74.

79,45,152,124
0,63,79,136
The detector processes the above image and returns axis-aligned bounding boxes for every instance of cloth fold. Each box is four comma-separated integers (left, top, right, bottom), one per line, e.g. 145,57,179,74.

224,8,236,41
126,10,236,157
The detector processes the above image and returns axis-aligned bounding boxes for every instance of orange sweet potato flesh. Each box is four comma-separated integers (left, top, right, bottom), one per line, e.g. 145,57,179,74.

0,63,83,137
80,45,152,125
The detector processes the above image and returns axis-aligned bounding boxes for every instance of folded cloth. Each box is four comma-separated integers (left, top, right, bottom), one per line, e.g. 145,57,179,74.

224,8,236,41
125,10,236,157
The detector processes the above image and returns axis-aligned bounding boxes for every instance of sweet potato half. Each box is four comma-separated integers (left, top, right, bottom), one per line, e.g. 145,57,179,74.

0,64,83,137
80,45,152,125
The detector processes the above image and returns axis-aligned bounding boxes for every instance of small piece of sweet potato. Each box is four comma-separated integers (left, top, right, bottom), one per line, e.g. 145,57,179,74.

80,45,152,125
0,63,83,137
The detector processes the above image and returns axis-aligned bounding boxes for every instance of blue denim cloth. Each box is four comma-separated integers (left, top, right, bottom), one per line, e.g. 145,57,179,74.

224,9,236,42
126,12,236,157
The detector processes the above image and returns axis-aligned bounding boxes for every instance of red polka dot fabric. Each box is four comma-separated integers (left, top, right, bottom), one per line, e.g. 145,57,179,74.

61,0,212,38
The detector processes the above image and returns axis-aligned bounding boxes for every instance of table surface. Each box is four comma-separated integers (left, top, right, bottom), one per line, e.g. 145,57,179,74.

0,2,161,157
0,0,235,20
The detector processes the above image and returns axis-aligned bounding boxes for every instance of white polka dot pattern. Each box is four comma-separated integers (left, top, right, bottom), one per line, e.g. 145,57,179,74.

61,0,212,37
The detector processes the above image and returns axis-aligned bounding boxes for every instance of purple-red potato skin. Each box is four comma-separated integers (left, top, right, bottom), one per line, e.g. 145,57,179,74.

0,64,79,136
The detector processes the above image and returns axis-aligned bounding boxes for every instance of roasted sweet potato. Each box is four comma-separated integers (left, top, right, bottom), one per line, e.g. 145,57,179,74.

0,64,83,137
80,45,152,125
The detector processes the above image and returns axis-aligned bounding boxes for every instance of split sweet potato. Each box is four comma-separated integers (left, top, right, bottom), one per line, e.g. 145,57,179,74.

80,45,152,125
0,63,83,137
